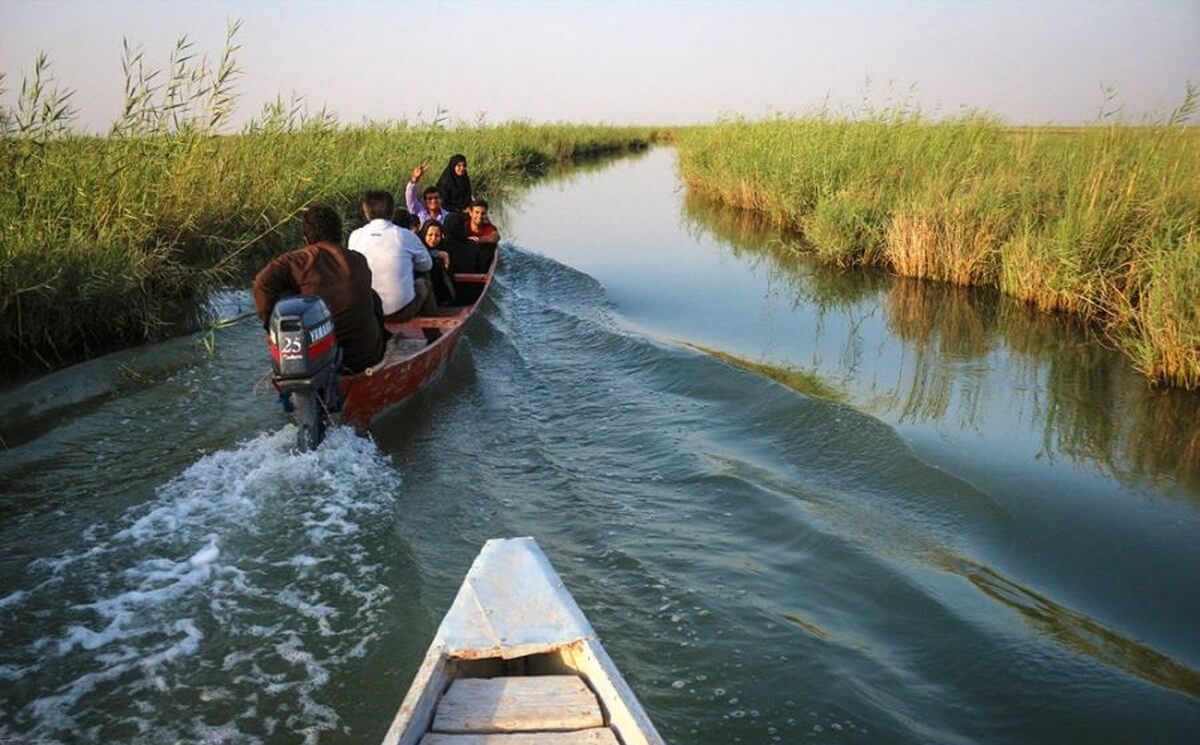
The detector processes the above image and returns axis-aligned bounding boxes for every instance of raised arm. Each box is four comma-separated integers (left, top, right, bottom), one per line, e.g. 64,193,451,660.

404,180,420,215
405,162,430,214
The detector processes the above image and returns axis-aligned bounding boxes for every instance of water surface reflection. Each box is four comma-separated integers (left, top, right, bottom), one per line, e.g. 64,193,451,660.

681,194,1200,497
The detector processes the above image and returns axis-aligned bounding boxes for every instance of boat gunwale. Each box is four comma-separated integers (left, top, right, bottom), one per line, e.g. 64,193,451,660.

338,248,500,428
379,537,664,745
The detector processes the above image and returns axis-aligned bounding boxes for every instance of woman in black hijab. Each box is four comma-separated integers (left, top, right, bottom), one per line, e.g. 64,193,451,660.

436,154,473,212
441,212,486,304
419,220,456,304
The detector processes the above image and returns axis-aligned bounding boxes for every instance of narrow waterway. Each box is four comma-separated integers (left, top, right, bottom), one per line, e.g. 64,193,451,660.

1,148,1198,744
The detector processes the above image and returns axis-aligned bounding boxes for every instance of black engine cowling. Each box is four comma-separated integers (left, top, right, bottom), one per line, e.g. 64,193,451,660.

268,296,341,450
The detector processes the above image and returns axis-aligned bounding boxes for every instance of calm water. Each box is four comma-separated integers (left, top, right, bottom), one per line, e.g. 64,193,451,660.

1,148,1198,744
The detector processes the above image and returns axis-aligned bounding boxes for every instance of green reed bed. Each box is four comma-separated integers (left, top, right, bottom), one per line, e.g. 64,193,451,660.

1,34,659,372
676,102,1200,389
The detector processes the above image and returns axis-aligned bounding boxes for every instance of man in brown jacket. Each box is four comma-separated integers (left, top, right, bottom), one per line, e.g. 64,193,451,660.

252,204,387,373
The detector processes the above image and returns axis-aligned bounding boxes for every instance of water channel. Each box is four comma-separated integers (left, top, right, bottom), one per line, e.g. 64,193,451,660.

1,148,1198,744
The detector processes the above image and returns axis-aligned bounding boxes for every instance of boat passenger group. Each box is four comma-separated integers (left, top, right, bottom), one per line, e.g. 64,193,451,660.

251,155,499,372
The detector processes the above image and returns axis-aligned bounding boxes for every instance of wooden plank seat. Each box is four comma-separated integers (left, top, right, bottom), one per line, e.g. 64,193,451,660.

420,730,619,745
379,539,664,745
431,676,604,734
387,306,472,333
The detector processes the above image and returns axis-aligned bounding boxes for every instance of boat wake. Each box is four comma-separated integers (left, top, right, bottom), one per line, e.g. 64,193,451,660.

398,246,1200,743
0,425,401,744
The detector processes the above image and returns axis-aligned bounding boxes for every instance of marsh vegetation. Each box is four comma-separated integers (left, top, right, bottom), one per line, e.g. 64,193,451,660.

676,98,1200,389
0,26,657,372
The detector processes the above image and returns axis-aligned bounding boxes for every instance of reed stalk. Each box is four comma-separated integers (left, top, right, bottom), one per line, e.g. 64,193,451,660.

676,93,1200,389
0,33,660,372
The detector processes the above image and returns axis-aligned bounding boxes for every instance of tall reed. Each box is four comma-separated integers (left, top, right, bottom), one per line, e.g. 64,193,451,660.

676,95,1200,389
0,28,660,371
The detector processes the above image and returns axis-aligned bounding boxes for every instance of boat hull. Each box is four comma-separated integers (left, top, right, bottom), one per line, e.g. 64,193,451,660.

339,321,465,430
380,537,663,745
337,260,496,431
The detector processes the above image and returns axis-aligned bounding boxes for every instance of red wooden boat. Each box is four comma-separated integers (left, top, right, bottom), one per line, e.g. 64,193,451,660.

338,252,498,431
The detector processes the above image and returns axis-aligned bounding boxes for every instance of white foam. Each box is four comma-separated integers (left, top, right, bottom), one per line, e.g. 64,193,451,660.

0,590,27,610
189,541,221,568
3,424,401,742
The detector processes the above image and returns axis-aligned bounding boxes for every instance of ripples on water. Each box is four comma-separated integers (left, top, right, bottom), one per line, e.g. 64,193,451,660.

2,149,1199,744
2,426,401,743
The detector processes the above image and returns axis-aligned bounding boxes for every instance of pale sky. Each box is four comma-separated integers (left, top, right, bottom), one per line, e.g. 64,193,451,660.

1,0,1197,131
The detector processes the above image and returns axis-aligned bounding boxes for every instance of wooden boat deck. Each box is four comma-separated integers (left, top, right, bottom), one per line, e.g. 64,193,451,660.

418,675,619,744
381,538,663,745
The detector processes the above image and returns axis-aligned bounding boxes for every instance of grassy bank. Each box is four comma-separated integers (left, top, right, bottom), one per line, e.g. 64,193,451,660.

675,103,1200,389
682,197,1200,493
1,35,659,372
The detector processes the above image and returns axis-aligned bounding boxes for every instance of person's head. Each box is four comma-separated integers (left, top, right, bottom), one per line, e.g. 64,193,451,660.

362,190,395,221
443,211,468,240
419,220,444,249
450,154,467,177
468,198,489,227
302,204,342,245
422,186,444,214
394,208,416,231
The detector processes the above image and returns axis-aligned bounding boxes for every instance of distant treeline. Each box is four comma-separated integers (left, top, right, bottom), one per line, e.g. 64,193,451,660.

675,97,1200,390
0,26,661,372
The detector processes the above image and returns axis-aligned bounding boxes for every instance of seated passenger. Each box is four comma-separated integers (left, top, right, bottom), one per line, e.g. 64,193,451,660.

252,205,386,373
466,198,500,272
466,198,500,244
436,154,473,213
405,162,453,224
395,207,422,232
440,212,481,275
419,220,456,304
441,212,488,305
348,190,434,322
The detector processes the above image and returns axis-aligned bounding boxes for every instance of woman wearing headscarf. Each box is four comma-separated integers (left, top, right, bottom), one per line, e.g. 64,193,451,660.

419,220,456,305
436,154,473,213
441,212,486,305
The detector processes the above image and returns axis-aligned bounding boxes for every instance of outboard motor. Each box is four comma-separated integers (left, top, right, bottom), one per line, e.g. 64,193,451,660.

268,296,341,451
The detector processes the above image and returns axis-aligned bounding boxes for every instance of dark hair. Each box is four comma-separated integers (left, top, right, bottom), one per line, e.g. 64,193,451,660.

418,220,443,246
302,204,342,245
394,208,415,229
468,198,489,210
422,186,442,200
362,190,395,220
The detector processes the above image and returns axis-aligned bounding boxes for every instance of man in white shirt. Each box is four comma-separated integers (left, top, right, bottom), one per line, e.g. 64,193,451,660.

348,191,433,322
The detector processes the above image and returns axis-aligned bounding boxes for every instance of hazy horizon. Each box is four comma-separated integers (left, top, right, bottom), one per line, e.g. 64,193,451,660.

2,0,1197,131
